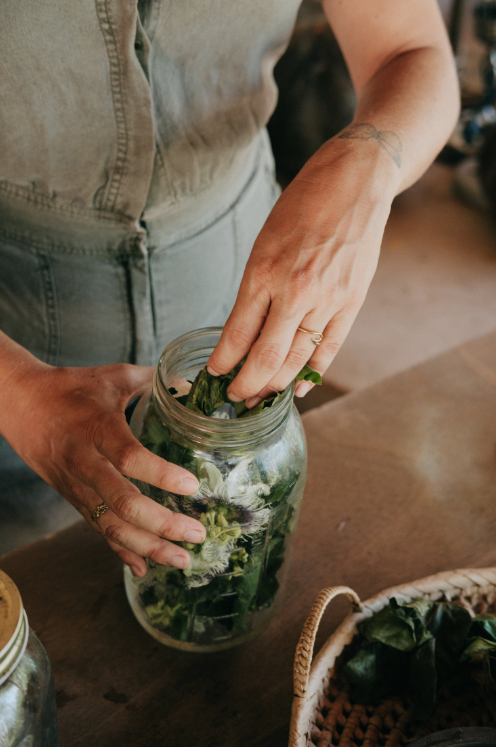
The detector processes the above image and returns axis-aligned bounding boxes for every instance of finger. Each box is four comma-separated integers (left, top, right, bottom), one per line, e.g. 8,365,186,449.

106,539,148,577
243,320,329,407
295,380,316,398
307,307,359,375
75,454,206,543
95,507,191,569
206,270,271,376
95,416,199,495
224,298,306,402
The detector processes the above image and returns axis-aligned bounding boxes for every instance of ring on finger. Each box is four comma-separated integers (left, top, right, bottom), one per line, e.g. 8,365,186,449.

297,327,324,346
92,503,110,523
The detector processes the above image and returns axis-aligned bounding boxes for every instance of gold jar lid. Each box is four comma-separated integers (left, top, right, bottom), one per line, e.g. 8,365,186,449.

0,569,22,654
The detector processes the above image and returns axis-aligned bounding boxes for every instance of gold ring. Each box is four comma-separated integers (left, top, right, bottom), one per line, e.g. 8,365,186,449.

92,503,109,522
297,327,324,346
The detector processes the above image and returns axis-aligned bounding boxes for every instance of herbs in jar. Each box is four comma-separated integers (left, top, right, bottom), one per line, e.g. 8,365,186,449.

124,328,312,651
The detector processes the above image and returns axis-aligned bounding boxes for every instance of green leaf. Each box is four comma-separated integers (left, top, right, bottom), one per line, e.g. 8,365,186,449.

427,601,472,680
295,364,322,385
359,598,433,652
343,644,383,703
142,412,168,446
409,638,437,721
231,399,249,417
256,535,286,608
461,636,496,662
237,392,283,419
343,642,409,704
178,358,322,419
469,614,496,642
185,368,226,416
233,566,261,632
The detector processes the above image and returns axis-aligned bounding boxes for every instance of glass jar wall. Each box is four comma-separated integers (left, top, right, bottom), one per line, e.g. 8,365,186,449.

124,327,307,652
0,570,59,747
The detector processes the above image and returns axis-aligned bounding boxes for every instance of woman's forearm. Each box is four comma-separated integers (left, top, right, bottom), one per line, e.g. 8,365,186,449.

349,44,460,193
320,0,459,195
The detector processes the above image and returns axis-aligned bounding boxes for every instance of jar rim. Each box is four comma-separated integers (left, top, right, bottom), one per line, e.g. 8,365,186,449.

152,327,295,446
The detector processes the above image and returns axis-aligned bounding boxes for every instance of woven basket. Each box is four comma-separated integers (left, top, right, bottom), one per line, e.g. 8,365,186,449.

289,568,496,747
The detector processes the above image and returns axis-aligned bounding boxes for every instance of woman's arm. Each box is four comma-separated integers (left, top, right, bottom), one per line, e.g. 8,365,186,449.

323,0,459,191
208,0,459,402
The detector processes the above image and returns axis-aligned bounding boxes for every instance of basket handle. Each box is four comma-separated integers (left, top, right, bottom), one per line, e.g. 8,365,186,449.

293,586,361,697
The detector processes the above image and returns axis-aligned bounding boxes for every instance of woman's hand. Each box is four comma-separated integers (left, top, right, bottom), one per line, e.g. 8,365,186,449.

0,359,205,576
208,136,399,405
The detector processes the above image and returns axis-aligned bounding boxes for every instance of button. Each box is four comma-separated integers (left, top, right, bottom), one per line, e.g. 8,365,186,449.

134,39,144,51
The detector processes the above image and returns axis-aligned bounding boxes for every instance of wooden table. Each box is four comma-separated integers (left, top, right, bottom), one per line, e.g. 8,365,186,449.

2,330,496,747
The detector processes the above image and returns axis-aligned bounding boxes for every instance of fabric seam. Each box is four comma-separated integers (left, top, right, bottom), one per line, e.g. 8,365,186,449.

95,0,129,211
0,224,143,259
38,254,61,365
0,181,134,224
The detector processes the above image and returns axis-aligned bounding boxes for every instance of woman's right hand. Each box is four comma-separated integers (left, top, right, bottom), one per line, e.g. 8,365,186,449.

0,355,205,576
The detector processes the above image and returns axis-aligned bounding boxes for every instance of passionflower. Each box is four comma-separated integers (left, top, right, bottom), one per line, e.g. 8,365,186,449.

180,460,271,588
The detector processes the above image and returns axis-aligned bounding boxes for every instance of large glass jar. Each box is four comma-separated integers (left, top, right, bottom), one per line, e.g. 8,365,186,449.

0,570,59,746
124,327,307,652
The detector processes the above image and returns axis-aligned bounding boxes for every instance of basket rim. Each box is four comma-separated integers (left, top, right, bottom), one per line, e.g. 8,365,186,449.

289,566,496,747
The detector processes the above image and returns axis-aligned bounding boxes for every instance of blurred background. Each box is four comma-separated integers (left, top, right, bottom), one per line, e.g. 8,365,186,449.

269,0,496,412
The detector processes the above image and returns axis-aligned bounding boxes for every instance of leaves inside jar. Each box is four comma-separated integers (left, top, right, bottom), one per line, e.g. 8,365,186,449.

169,359,322,418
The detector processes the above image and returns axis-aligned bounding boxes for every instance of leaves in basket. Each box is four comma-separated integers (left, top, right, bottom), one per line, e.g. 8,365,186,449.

461,636,496,661
343,642,409,703
460,614,496,692
359,597,433,651
408,638,437,721
428,601,472,680
468,613,496,642
343,596,494,722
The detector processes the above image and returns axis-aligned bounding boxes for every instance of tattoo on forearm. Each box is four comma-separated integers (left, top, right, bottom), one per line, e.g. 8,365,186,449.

339,123,402,168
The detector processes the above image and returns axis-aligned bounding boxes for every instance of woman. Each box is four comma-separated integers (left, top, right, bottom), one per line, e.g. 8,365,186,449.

0,0,459,573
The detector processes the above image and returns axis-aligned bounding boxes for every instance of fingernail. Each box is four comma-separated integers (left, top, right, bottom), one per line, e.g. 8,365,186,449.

131,564,146,578
172,554,189,569
227,390,243,402
207,365,219,376
178,476,199,494
295,381,313,398
183,529,205,544
246,396,262,409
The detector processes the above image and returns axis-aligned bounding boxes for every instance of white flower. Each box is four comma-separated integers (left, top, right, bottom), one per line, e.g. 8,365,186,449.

183,537,236,587
199,460,270,510
181,459,272,588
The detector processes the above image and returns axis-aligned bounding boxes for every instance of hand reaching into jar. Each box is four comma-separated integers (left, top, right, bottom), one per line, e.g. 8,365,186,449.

208,0,459,405
208,136,395,404
0,334,205,577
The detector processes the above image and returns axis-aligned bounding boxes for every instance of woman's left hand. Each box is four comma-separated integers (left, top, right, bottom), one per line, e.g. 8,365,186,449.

207,136,399,406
